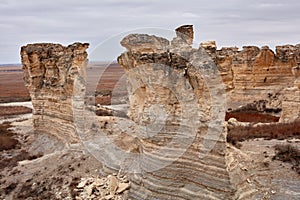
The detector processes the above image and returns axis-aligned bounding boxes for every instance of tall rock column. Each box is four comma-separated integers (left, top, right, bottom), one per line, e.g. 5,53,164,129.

118,26,255,199
21,43,89,144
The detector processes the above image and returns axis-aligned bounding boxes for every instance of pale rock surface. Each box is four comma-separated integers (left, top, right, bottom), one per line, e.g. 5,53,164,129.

175,24,194,45
280,63,300,122
75,174,130,200
21,43,89,145
19,28,300,200
201,42,300,109
118,25,255,200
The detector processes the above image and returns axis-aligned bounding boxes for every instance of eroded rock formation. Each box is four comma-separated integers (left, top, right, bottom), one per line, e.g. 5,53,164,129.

19,26,299,199
201,42,300,109
280,64,300,122
118,25,255,199
21,43,89,145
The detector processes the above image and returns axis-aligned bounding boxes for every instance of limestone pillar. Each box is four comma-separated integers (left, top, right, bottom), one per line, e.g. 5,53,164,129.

118,26,255,199
21,43,89,145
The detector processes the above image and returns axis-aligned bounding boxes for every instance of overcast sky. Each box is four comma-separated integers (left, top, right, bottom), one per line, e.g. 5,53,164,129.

1,0,299,63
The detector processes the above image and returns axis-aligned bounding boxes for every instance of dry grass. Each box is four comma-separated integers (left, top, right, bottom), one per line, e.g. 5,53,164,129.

0,123,19,151
225,112,279,123
0,106,32,116
0,64,125,104
227,120,300,143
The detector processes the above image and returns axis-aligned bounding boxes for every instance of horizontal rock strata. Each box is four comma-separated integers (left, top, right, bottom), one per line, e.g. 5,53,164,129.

21,43,89,145
118,25,255,199
280,65,300,122
201,42,300,109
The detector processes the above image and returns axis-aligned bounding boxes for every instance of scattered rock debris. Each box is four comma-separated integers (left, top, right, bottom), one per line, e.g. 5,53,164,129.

75,174,130,200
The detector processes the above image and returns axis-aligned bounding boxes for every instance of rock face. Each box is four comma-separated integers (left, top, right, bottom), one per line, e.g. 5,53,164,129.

118,25,255,199
175,24,194,45
21,43,89,144
19,28,299,199
201,43,300,109
280,64,300,122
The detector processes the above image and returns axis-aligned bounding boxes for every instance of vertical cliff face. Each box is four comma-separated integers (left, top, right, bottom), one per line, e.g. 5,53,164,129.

201,43,300,109
118,25,255,199
21,43,89,144
280,64,300,122
292,65,300,88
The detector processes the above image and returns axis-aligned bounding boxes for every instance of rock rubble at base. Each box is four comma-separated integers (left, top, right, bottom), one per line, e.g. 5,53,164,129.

75,174,130,200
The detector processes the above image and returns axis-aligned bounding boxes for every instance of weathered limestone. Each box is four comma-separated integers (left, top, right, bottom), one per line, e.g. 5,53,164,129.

201,43,300,109
175,25,194,45
21,43,89,144
118,25,255,199
19,27,299,199
280,64,300,122
292,64,300,89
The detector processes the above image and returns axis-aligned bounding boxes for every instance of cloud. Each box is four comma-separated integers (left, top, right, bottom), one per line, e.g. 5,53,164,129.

0,0,299,63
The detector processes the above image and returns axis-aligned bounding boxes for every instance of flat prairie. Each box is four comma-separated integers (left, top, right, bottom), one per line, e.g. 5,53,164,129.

0,63,126,105
0,65,29,103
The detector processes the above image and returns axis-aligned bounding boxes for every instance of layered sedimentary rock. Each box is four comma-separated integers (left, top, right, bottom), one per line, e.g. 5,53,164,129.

280,65,300,122
118,25,255,199
21,43,89,144
201,42,300,109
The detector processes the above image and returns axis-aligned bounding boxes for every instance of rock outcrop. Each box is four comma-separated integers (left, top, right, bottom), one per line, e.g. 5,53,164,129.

21,43,89,145
75,174,130,199
19,27,299,199
201,42,300,109
118,25,255,199
280,64,300,122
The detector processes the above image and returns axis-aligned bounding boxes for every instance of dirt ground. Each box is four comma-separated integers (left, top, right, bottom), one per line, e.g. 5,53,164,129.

238,139,300,199
0,119,103,200
0,116,299,199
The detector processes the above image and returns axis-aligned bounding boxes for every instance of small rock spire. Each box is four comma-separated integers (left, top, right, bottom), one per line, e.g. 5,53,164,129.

175,25,194,45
